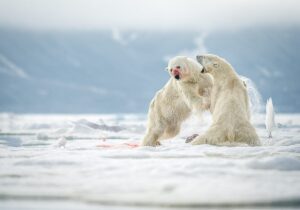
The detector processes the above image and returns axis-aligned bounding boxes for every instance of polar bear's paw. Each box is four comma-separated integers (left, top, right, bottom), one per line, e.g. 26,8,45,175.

190,135,210,145
185,134,199,143
190,132,224,145
141,140,161,147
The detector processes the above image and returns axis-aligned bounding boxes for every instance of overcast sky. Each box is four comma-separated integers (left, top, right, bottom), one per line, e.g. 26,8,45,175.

0,0,299,31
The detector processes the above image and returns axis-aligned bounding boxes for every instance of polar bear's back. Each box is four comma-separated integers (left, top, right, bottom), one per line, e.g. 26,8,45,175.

213,78,249,122
210,70,259,145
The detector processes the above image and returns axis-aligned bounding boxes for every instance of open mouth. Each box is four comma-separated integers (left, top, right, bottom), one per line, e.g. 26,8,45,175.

172,69,181,80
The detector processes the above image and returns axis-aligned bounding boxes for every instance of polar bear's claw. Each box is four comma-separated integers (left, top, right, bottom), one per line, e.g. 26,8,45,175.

185,134,199,143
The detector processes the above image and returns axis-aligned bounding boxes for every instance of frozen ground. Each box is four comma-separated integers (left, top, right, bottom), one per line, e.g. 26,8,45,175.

0,112,300,210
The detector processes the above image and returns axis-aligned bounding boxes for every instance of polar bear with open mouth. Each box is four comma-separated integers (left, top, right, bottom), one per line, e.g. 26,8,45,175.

190,54,260,146
141,56,213,146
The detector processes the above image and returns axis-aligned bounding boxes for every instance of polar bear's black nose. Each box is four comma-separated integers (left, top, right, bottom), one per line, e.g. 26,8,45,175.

201,68,205,73
175,75,180,80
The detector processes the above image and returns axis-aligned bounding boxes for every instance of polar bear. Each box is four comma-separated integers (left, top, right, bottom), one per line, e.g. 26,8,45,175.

141,56,213,146
190,54,260,146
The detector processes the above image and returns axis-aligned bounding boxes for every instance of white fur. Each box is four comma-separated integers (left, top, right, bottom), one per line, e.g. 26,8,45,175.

141,56,213,146
191,54,260,146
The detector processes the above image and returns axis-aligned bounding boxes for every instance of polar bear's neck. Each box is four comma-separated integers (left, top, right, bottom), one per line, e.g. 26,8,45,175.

211,64,239,83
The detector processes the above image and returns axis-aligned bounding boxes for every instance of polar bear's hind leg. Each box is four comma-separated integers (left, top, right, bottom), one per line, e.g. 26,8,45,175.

162,124,181,139
141,126,164,146
237,124,260,146
190,127,225,145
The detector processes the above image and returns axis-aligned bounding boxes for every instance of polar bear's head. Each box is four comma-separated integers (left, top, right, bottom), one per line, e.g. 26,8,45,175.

196,54,234,77
167,56,203,82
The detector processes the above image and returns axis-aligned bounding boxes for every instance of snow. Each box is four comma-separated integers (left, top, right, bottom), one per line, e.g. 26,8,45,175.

0,113,300,209
266,97,276,138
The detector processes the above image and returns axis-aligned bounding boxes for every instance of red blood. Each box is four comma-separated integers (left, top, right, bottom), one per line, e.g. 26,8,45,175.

123,143,140,148
97,144,113,148
97,142,140,149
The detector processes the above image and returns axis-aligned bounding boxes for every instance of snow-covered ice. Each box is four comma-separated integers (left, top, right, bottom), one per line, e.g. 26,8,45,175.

0,113,300,210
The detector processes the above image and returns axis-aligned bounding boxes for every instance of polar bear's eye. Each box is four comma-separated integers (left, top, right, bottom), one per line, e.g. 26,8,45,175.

176,66,181,69
213,63,219,68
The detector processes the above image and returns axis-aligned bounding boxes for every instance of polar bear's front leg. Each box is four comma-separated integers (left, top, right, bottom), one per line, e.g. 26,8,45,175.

181,87,207,111
201,88,211,110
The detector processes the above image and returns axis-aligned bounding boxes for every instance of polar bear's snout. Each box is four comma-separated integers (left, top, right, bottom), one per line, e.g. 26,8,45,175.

196,55,204,65
197,55,207,73
171,66,181,80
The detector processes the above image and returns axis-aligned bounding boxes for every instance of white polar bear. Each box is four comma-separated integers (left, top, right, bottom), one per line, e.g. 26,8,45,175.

141,56,213,146
190,54,260,146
